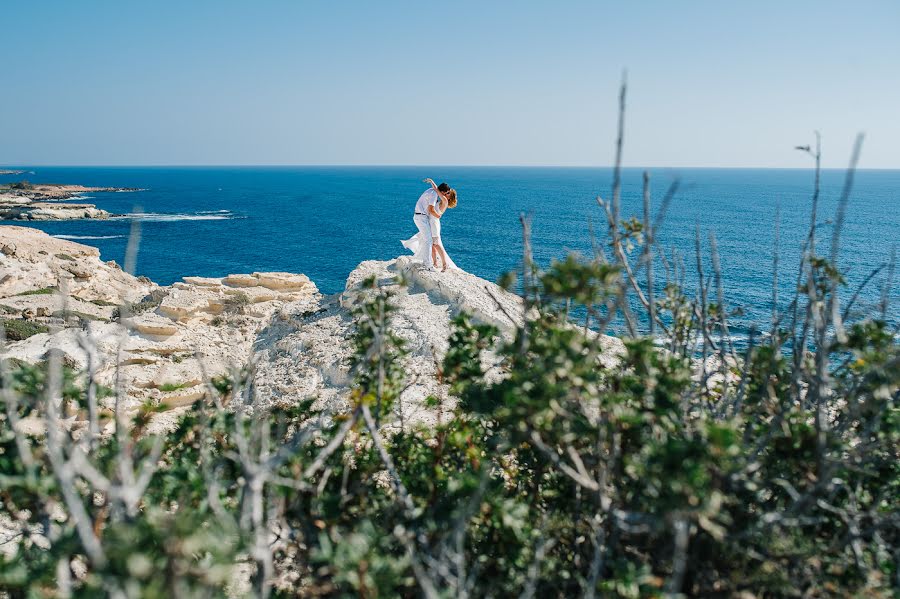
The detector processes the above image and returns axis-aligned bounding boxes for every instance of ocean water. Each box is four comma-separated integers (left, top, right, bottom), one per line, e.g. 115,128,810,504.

2,166,898,338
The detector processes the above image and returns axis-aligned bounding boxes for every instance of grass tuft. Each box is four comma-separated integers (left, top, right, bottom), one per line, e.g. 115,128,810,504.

16,287,57,296
1,318,49,341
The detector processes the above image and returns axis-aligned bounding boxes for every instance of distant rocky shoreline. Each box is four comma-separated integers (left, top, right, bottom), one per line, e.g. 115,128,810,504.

0,182,143,220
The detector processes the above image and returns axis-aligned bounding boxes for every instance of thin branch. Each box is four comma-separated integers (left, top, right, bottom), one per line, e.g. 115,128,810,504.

528,429,599,491
643,171,656,336
301,409,359,480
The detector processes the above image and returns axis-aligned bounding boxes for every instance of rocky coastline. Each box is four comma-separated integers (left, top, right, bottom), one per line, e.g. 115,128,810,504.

1,225,591,433
0,182,142,220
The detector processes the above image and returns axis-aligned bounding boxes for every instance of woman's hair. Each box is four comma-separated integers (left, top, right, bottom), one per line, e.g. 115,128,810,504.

447,189,457,208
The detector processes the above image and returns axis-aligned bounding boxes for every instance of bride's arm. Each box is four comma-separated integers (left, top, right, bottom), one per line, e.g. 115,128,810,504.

423,178,439,191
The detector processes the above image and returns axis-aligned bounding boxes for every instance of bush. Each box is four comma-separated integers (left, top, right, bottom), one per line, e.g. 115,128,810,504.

157,382,187,393
1,318,49,341
15,287,56,296
223,292,250,316
89,298,119,307
111,289,166,320
2,235,894,596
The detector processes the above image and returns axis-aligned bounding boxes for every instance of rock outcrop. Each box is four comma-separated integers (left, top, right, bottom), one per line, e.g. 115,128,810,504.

0,226,318,432
0,225,625,433
0,183,139,220
252,256,624,428
0,202,113,220
0,226,153,302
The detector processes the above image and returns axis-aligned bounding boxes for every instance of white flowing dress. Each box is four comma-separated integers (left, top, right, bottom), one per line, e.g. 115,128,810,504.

401,188,459,270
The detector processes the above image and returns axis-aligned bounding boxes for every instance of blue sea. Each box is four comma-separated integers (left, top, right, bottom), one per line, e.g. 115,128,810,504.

2,167,898,339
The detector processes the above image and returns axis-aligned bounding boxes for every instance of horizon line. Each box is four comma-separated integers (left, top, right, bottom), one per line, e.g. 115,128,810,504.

3,164,899,171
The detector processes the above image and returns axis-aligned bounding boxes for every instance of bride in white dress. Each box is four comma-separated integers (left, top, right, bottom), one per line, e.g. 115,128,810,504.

401,179,459,271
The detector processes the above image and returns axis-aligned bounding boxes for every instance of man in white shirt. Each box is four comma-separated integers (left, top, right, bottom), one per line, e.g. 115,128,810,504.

412,179,452,268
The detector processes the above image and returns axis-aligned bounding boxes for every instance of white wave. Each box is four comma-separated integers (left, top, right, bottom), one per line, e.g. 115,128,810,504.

52,234,125,240
114,212,237,222
66,195,94,201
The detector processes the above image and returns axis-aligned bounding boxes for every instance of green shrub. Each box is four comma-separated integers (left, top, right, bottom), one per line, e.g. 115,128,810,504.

1,318,49,341
158,382,187,393
89,298,119,307
1,243,896,596
222,292,250,315
15,287,56,296
112,289,165,320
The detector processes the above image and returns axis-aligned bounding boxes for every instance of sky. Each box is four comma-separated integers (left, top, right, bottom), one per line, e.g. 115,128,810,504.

1,1,898,168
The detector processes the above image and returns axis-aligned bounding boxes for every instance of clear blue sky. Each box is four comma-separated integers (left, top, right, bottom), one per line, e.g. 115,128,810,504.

2,1,898,168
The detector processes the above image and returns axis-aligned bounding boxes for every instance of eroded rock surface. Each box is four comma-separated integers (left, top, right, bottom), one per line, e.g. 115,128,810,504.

0,226,319,432
253,257,555,428
0,226,153,302
1,226,625,434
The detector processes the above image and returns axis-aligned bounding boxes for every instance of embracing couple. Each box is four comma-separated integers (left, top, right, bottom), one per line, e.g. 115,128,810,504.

401,178,458,272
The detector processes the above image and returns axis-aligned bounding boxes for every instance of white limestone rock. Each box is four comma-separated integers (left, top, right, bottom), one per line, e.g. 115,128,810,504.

125,313,180,338
151,361,205,390
0,226,153,302
394,256,523,334
224,286,278,304
182,276,223,287
223,274,259,288
158,287,219,320
253,258,525,428
253,272,312,291
159,387,206,409
0,293,115,321
1,227,620,436
253,257,625,429
0,226,321,430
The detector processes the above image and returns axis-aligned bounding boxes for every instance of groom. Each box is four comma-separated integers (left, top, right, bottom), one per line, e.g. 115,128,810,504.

413,179,453,267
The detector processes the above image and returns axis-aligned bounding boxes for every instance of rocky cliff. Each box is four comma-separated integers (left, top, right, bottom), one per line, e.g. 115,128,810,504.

252,256,529,428
0,226,623,433
0,227,317,432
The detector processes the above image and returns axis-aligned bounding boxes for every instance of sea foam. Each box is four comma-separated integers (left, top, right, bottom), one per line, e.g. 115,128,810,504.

114,211,239,222
52,234,126,240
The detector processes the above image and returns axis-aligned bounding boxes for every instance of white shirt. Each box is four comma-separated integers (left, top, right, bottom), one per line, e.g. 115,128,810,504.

414,188,441,215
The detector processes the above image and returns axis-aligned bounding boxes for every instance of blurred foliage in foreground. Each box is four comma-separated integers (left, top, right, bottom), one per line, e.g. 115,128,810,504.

2,228,897,597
